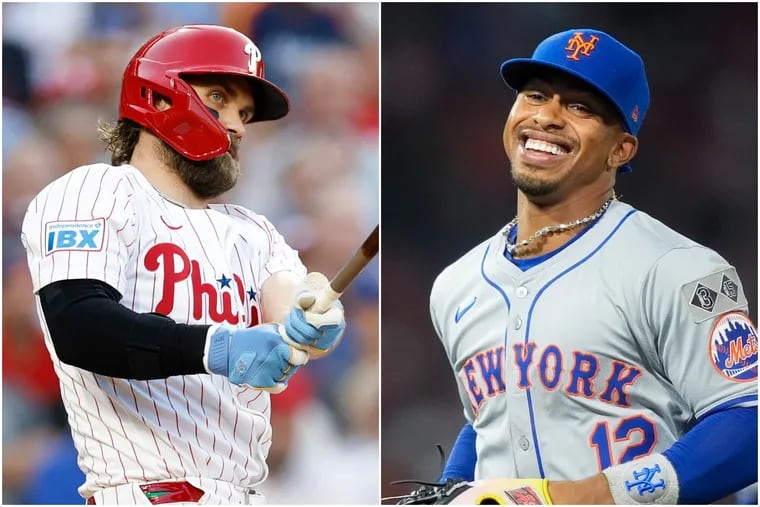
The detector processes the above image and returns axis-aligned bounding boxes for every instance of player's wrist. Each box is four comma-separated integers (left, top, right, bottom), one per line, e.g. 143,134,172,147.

204,324,230,375
203,323,309,391
602,453,679,505
547,474,612,504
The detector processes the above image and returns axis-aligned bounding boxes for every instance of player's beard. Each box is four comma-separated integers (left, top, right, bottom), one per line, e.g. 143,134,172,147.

510,165,562,197
157,137,241,200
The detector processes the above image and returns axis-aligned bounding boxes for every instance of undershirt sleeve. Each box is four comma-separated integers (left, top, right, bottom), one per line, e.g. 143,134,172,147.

440,422,477,481
662,406,757,504
39,278,210,379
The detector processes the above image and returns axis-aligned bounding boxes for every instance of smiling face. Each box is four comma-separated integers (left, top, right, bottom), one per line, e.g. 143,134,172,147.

155,74,256,200
503,68,637,202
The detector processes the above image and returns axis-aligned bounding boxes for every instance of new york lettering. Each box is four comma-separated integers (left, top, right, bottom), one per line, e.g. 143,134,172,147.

460,343,642,416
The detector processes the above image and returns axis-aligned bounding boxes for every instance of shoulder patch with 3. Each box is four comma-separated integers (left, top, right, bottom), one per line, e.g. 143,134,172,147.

681,268,746,323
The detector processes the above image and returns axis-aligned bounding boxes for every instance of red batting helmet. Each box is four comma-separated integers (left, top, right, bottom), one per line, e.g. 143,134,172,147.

119,24,290,161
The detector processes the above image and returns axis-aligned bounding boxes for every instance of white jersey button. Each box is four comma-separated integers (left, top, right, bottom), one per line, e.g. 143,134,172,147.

513,317,523,330
518,435,530,450
516,286,528,298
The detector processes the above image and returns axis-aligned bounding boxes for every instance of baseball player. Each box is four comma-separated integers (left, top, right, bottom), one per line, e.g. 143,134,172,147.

397,29,757,505
21,25,347,505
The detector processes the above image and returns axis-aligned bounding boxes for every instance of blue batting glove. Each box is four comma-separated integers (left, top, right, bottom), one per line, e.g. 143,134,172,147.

285,299,346,353
204,324,309,393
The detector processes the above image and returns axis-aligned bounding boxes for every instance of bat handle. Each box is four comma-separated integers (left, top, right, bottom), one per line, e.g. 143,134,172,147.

310,285,342,313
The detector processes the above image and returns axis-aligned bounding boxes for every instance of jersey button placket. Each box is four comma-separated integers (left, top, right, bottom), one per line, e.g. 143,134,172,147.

513,286,527,330
508,283,537,476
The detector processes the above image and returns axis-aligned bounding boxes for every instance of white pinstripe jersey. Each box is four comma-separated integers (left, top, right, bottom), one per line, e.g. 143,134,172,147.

431,200,758,481
21,163,306,499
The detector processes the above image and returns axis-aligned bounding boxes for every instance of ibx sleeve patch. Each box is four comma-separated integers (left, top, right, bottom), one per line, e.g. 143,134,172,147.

681,268,747,323
709,312,758,382
45,218,105,255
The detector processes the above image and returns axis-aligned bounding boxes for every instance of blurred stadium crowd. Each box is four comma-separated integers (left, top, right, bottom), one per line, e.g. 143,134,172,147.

381,3,757,504
3,2,378,504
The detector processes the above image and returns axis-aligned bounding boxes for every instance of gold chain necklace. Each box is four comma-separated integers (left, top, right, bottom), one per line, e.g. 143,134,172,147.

504,195,616,257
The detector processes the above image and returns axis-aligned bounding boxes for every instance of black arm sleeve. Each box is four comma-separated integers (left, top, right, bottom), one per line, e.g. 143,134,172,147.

39,278,211,379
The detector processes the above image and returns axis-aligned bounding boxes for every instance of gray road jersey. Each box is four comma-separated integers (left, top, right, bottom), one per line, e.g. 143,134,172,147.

430,200,757,481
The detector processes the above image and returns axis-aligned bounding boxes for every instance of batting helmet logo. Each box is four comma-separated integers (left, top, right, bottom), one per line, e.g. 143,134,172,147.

119,25,290,161
244,42,263,75
709,312,758,382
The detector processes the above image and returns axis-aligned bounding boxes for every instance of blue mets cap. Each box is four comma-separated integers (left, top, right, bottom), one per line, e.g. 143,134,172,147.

500,29,650,173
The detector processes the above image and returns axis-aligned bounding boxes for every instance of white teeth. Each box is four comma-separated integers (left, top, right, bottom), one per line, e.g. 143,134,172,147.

524,138,568,155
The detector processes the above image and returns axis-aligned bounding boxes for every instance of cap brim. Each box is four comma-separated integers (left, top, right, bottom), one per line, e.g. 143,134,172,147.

248,77,290,122
500,58,633,173
180,69,290,123
501,59,629,130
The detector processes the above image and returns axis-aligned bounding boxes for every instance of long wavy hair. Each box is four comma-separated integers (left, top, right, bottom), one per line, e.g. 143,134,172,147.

97,118,142,166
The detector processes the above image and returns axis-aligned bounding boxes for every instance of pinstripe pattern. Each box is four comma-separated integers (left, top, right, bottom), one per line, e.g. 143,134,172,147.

22,163,305,501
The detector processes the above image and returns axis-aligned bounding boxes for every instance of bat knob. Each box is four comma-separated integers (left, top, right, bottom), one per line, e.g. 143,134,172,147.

297,291,317,309
312,286,341,313
297,272,340,313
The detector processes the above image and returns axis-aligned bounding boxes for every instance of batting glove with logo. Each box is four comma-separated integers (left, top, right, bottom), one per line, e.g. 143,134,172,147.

204,324,309,393
284,272,346,356
388,478,552,505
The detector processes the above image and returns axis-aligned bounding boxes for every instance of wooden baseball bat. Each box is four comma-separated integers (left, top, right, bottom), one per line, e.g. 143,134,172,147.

312,224,379,312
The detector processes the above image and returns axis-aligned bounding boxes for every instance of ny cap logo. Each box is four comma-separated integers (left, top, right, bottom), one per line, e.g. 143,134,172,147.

565,32,599,61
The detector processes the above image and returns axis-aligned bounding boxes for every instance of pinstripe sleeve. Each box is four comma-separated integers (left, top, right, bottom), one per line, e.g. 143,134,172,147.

21,164,138,295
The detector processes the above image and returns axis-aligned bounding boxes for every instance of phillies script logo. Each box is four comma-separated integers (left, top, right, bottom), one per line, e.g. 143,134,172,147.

144,243,260,327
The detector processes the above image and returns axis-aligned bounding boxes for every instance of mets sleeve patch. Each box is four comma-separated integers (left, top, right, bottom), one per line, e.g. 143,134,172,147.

709,312,758,382
681,268,747,323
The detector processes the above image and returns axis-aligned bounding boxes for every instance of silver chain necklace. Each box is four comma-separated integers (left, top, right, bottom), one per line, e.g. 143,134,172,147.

504,198,614,256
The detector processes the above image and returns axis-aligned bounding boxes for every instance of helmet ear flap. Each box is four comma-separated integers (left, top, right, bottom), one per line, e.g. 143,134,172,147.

121,74,230,161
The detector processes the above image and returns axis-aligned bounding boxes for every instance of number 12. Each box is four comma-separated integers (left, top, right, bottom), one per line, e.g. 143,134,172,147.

589,415,658,470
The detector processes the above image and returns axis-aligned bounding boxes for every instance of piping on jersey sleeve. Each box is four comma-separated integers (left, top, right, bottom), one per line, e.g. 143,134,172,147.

699,393,758,420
